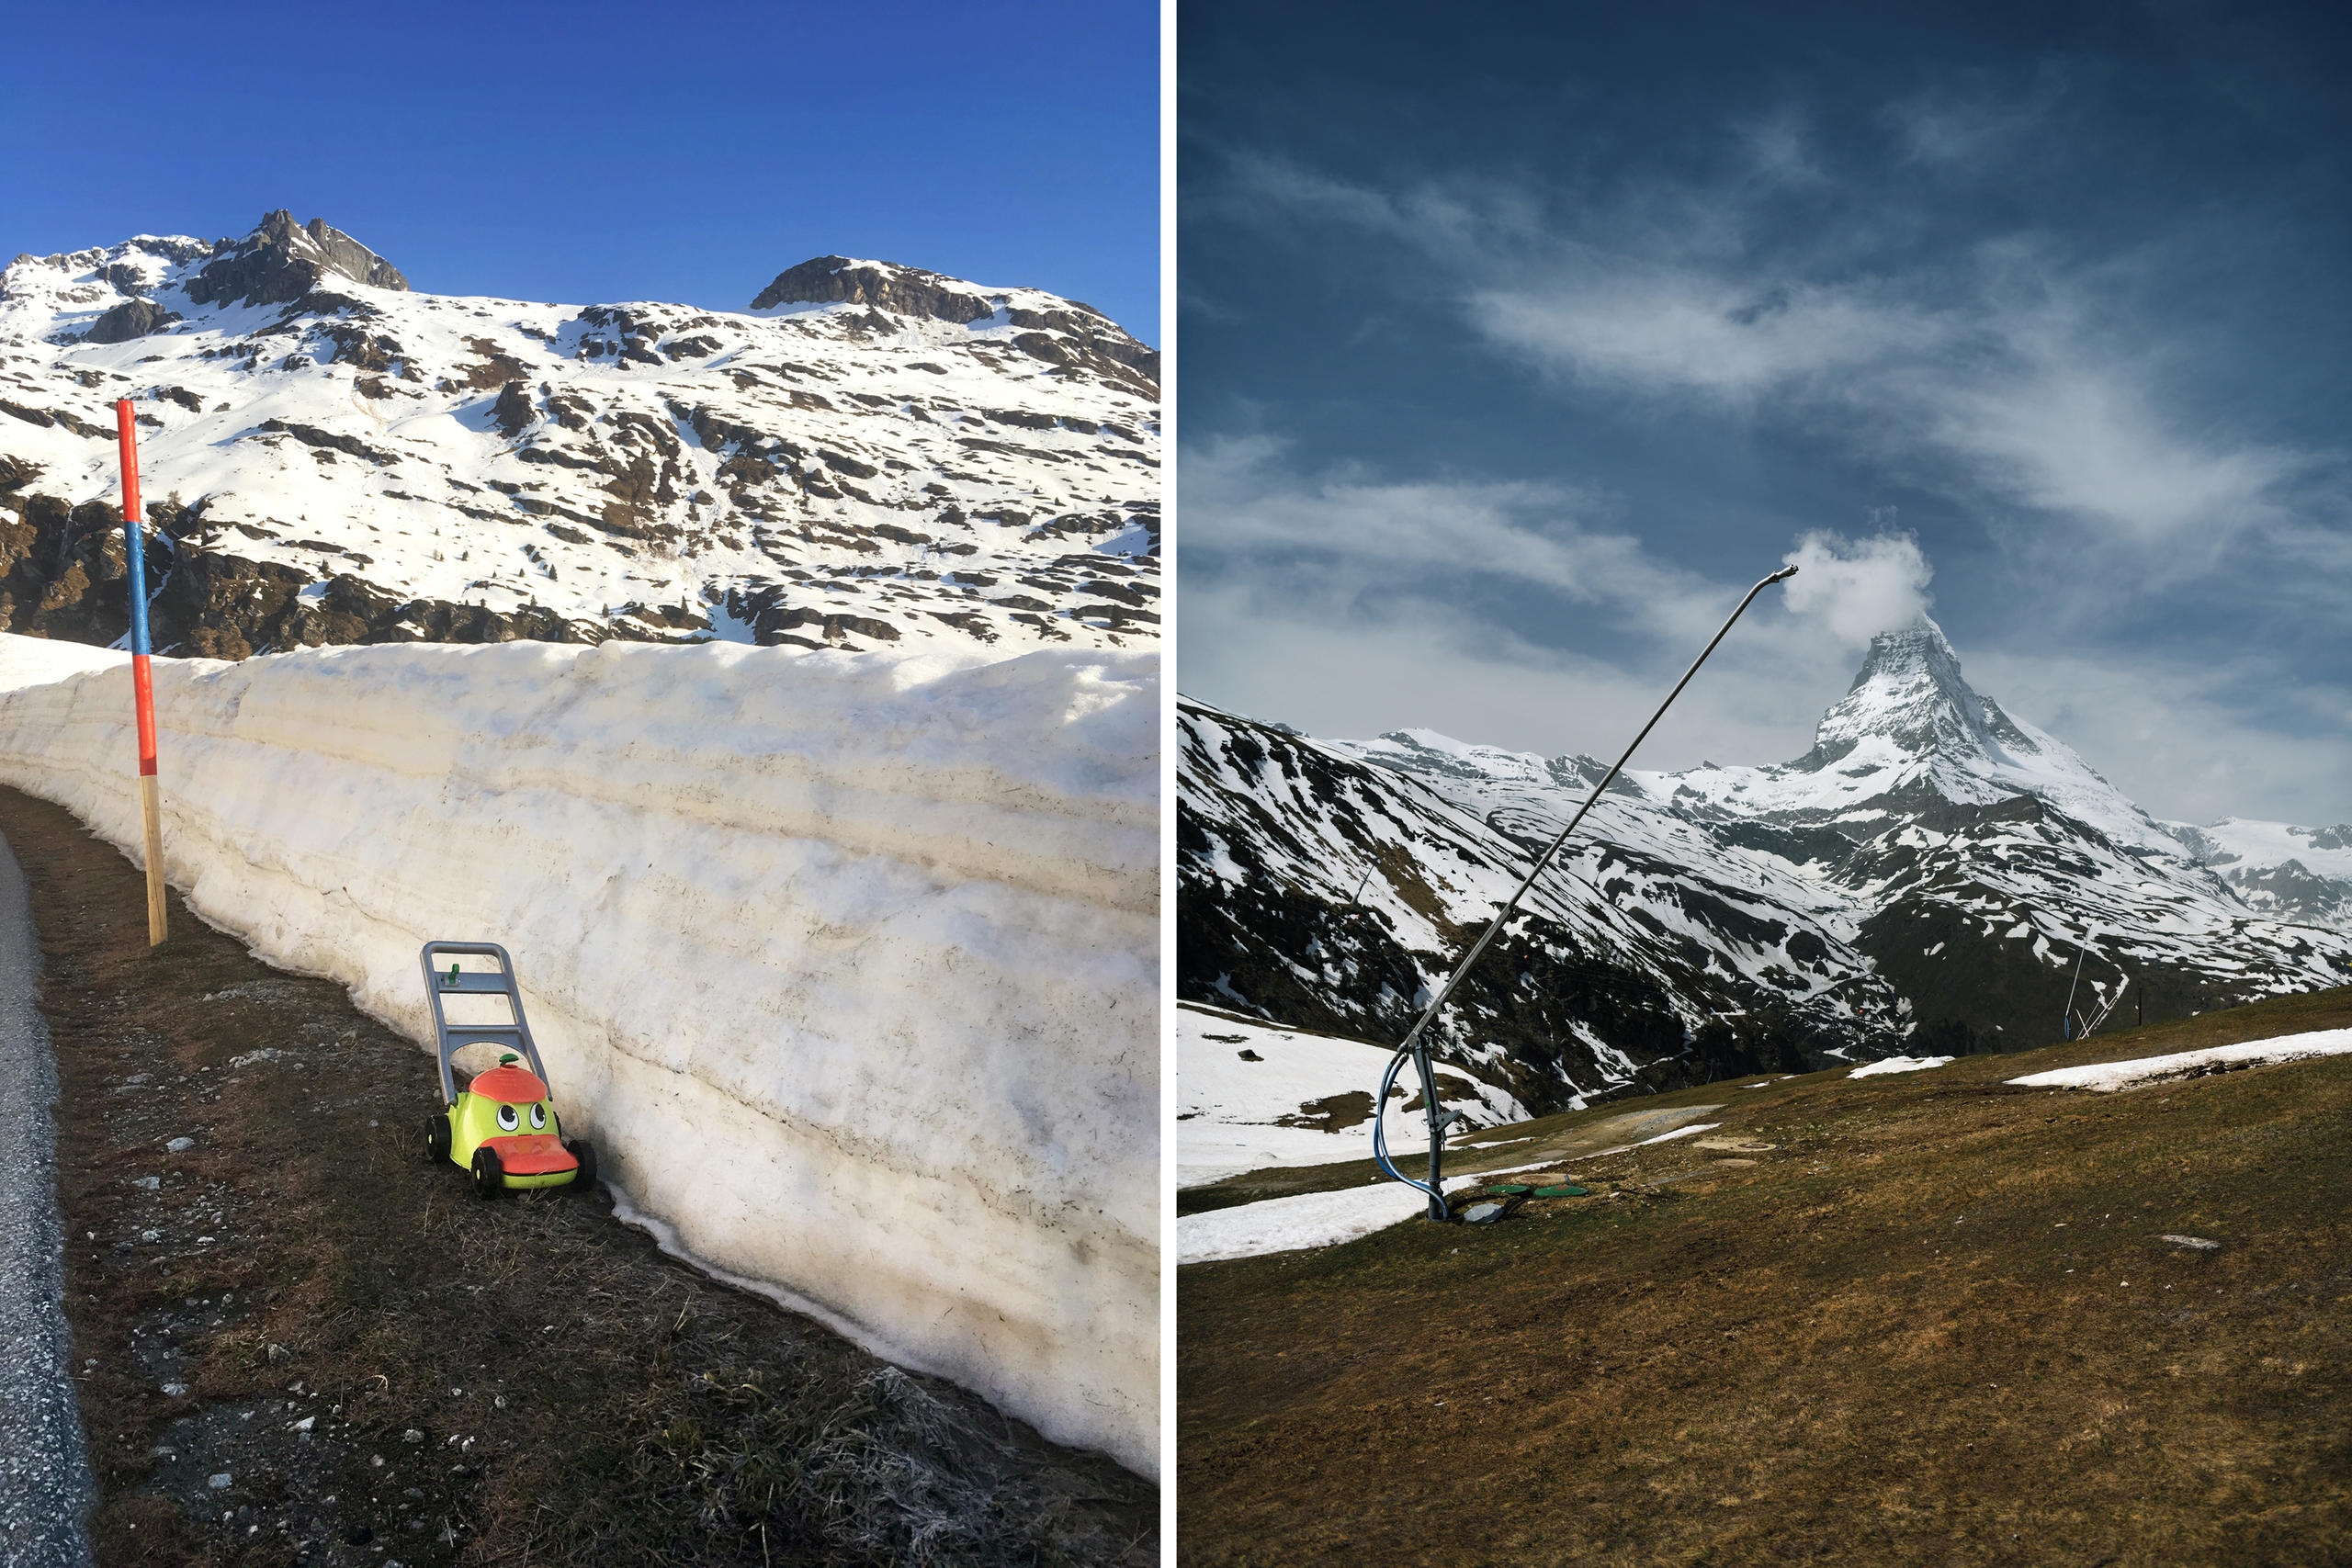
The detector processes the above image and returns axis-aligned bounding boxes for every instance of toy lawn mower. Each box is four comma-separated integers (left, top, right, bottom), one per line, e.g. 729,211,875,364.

418,941,597,1199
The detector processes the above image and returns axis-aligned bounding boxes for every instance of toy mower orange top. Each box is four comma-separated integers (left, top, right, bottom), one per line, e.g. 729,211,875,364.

468,1062,548,1103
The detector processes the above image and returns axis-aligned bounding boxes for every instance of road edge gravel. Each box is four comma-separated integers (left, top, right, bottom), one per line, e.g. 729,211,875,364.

0,829,95,1568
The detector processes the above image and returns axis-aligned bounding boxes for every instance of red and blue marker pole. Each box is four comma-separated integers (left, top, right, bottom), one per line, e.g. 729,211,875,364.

113,399,168,945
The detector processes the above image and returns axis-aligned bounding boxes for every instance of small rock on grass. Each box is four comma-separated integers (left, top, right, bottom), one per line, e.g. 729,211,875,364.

2160,1234,2221,1250
165,1136,195,1152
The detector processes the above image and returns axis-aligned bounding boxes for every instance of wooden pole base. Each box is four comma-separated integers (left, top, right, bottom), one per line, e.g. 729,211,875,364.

139,772,167,946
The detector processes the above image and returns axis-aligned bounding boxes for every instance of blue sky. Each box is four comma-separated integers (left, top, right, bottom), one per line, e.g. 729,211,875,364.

1178,0,2351,825
2,0,1159,340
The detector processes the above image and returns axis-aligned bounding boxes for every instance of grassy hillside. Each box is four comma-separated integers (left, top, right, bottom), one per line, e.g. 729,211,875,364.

1178,987,2352,1566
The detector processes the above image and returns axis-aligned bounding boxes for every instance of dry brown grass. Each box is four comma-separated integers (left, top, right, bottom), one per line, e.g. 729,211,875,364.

1179,987,2352,1566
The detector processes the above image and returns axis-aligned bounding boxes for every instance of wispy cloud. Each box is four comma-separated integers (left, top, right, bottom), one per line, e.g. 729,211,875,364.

1883,71,2068,170
1971,647,2352,826
1203,146,2324,549
1181,438,1927,767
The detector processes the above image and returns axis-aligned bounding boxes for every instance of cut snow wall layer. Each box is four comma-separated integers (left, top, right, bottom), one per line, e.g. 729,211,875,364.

0,635,1159,1475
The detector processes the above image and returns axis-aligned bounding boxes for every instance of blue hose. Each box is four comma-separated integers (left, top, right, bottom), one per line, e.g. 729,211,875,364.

1371,1044,1444,1207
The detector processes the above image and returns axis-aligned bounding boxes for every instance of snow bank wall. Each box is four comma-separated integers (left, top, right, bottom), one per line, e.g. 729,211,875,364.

0,635,1159,1474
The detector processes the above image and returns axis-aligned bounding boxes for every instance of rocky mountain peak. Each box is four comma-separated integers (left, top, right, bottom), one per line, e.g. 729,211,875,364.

751,255,1004,322
1800,614,2043,771
750,255,1157,390
184,209,408,309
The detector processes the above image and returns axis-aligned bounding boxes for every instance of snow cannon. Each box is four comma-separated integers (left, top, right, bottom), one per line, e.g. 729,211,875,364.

417,941,597,1199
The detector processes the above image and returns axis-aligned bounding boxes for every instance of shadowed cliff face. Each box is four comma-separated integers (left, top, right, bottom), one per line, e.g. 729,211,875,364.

184,210,409,310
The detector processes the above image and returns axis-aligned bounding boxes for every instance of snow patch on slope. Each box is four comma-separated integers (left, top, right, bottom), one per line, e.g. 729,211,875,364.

2007,1030,2352,1093
1178,1180,1442,1265
1177,1001,1525,1188
1849,1055,1955,1078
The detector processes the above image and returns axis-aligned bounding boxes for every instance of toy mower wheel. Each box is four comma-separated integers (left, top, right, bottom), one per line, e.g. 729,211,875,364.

424,1114,451,1164
564,1138,598,1193
469,1145,506,1201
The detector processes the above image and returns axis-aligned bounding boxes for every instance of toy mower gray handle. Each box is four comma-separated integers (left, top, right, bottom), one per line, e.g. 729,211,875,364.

419,941,548,1105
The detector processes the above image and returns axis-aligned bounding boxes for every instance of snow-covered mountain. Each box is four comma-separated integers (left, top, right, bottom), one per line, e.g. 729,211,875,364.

0,211,1158,658
1180,615,2352,1121
2160,817,2352,932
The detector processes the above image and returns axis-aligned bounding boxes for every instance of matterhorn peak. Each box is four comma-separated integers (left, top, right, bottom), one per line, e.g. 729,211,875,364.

1847,614,1961,689
1802,614,2042,772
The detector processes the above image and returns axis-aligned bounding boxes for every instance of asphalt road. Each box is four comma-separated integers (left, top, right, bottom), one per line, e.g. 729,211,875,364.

0,830,93,1568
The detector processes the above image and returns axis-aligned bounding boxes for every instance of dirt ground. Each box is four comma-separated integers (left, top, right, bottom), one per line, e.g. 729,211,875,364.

1178,986,2352,1566
5,784,1155,1567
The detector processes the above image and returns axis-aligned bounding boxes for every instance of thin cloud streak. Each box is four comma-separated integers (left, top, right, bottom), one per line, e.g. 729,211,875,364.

1213,147,2325,549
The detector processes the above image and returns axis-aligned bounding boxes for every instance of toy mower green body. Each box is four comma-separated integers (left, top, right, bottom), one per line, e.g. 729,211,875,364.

418,941,597,1200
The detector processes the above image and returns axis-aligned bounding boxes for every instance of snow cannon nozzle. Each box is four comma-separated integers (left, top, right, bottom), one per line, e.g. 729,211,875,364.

1768,564,1799,583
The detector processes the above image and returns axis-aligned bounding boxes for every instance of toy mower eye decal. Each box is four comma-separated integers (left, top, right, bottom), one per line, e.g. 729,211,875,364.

529,1103,547,1130
497,1103,519,1132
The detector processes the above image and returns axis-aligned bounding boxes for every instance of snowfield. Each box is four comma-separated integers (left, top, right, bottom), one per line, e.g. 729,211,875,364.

2006,1030,2352,1093
0,633,1158,1475
1176,1000,1526,1188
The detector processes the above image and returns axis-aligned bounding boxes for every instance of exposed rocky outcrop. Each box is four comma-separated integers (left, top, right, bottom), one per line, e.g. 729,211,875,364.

752,256,1158,390
85,299,185,344
185,210,409,309
752,256,999,321
0,486,644,660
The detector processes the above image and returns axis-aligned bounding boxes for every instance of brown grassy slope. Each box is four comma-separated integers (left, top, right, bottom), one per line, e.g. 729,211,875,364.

6,784,1153,1568
1178,987,2352,1567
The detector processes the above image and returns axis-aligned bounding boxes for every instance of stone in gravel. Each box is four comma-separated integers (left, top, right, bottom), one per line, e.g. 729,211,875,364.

266,1343,290,1364
2160,1234,2221,1250
165,1136,194,1152
132,1175,160,1190
141,1229,160,1242
402,1427,424,1443
208,1472,232,1489
162,1382,187,1396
